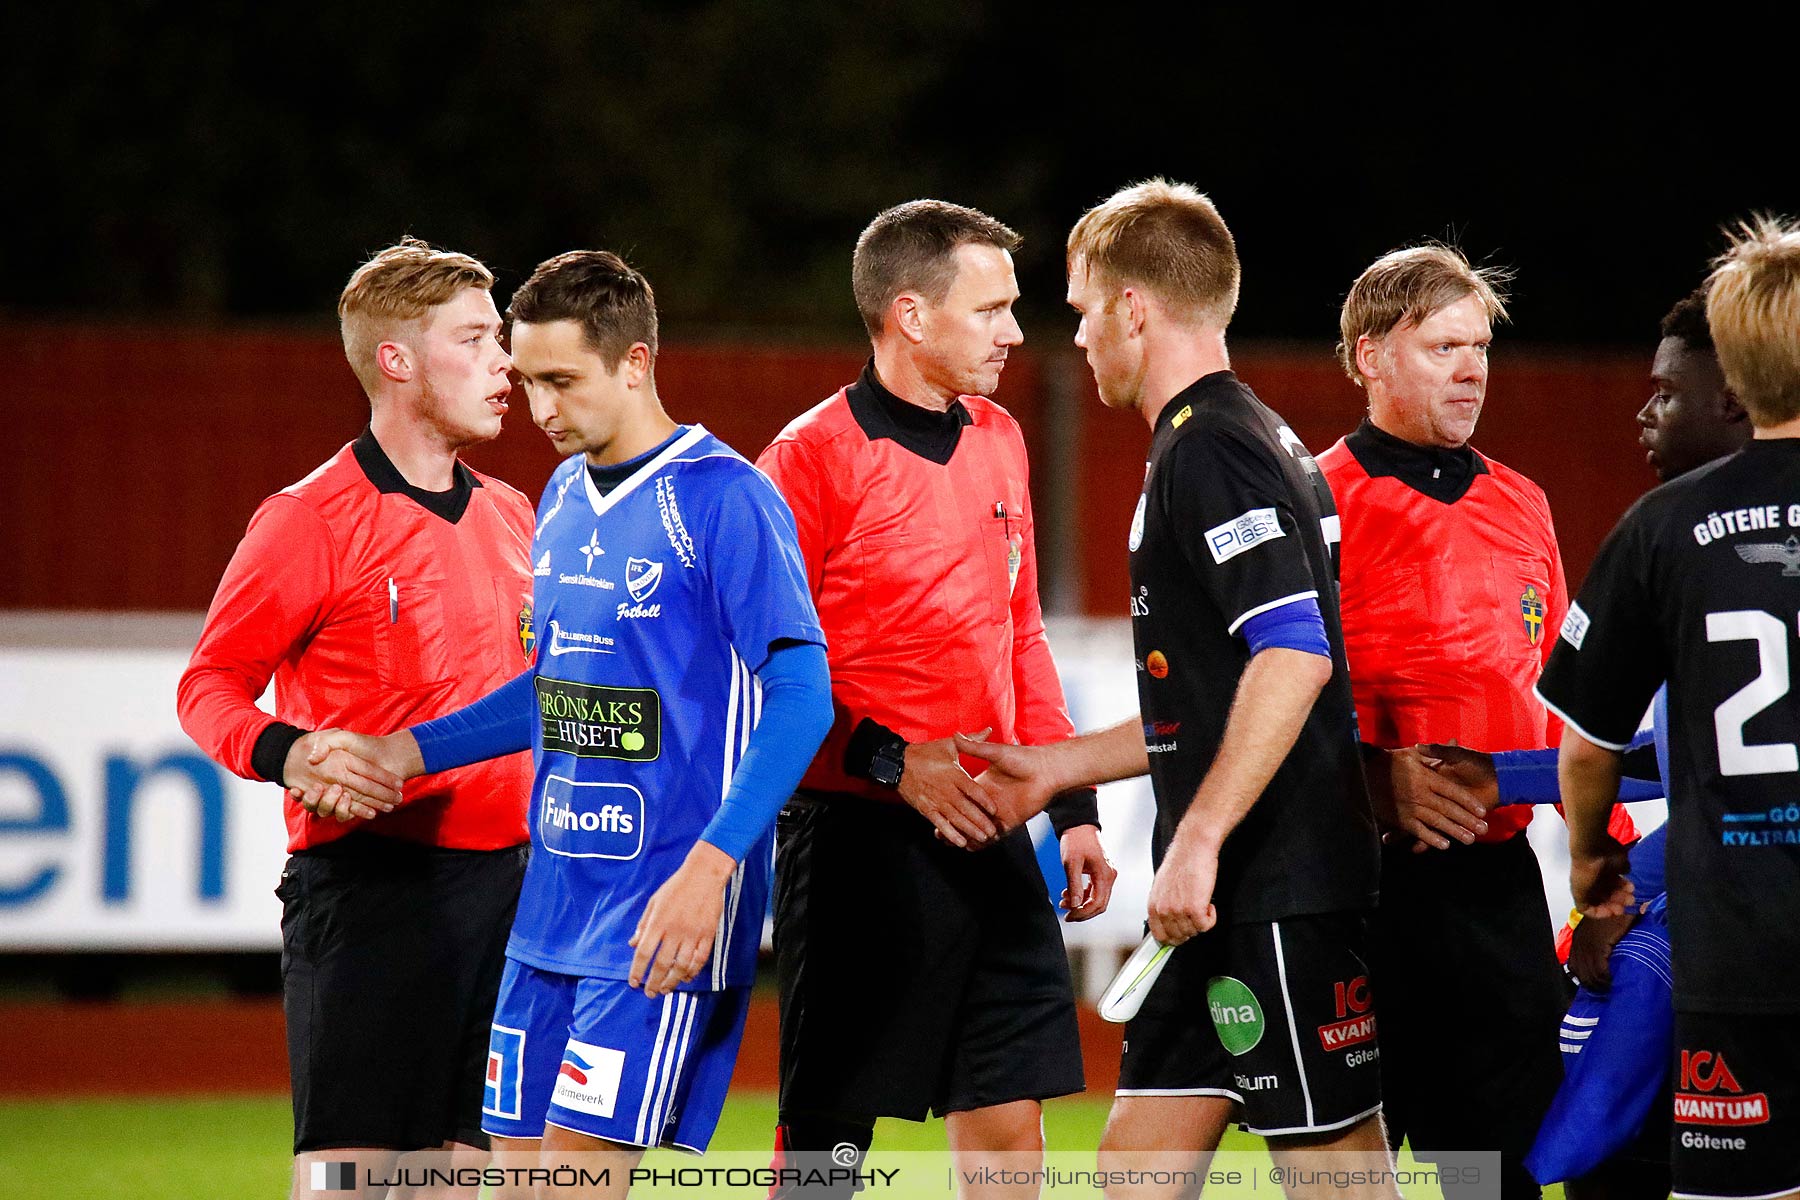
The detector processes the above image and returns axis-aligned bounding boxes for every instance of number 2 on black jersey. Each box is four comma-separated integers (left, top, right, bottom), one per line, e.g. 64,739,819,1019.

1707,608,1800,776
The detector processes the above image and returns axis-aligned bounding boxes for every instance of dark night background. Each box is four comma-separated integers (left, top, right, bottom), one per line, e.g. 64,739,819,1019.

7,3,1795,349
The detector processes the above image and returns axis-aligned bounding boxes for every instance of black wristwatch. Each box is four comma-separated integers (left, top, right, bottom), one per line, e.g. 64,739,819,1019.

869,739,907,789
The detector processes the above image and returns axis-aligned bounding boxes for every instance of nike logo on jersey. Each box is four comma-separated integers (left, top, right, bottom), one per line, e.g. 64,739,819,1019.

546,619,616,657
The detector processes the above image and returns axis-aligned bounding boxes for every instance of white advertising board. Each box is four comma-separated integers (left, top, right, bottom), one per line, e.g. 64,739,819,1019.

0,615,289,949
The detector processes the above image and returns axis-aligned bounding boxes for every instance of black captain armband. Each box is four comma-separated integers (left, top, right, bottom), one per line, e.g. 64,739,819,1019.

252,721,310,786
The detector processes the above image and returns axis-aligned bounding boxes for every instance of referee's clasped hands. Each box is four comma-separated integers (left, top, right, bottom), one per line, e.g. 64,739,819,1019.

284,728,425,822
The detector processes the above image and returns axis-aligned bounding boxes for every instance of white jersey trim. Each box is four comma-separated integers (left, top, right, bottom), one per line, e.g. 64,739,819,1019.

583,425,711,520
1534,688,1633,752
651,994,698,1145
1226,590,1320,637
1270,920,1317,1130
634,995,678,1145
1243,1100,1383,1138
1114,1087,1244,1102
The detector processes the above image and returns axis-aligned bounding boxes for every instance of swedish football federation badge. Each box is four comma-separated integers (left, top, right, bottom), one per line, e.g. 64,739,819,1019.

519,600,536,659
1520,585,1544,645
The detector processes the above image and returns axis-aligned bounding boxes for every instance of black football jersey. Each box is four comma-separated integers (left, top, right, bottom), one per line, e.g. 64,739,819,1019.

1538,438,1800,1013
1127,372,1378,923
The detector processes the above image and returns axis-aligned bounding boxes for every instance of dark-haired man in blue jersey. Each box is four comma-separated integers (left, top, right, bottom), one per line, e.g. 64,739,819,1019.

308,250,832,1200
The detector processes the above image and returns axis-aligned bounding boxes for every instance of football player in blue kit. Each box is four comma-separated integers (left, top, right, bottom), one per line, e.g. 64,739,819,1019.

309,250,831,1198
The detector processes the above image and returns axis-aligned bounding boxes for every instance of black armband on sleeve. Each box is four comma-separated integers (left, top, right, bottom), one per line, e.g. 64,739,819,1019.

1046,786,1100,837
844,717,904,781
251,722,309,786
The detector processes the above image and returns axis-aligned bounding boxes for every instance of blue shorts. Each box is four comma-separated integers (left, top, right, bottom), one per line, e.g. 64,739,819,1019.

481,958,751,1151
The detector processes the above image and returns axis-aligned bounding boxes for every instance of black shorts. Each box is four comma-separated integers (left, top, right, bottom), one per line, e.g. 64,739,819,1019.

1116,911,1383,1137
1371,833,1567,1197
1671,1010,1800,1200
773,794,1084,1122
279,834,527,1153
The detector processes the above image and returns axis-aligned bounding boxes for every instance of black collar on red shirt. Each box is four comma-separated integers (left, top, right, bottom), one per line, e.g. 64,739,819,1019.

1344,417,1487,504
846,358,971,466
352,427,481,523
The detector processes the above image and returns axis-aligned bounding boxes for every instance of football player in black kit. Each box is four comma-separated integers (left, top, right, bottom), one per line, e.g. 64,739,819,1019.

962,180,1391,1200
1539,216,1800,1200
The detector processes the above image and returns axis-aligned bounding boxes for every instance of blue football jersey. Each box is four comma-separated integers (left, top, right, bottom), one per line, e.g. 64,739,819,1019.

510,425,823,988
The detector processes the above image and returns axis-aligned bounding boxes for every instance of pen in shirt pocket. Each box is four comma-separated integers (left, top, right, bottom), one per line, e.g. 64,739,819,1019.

388,578,398,624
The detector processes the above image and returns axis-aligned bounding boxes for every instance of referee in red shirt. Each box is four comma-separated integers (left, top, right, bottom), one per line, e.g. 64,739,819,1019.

756,201,1114,1186
1319,246,1630,1199
177,238,536,1193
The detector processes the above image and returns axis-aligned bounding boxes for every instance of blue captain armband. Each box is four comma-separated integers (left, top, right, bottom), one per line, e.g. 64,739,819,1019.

411,668,537,773
1240,595,1330,658
699,640,833,863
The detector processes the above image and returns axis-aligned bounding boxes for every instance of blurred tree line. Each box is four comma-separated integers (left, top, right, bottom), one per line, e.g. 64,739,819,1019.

5,2,1795,346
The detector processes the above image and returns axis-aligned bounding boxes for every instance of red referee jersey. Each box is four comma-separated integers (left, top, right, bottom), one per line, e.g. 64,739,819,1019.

757,373,1078,801
177,432,536,852
1321,422,1632,844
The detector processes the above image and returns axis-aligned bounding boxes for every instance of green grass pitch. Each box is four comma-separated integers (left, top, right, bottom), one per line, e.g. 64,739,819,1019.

0,1093,1553,1199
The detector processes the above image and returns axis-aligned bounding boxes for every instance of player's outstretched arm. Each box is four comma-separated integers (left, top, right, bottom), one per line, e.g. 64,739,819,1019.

1560,728,1635,918
955,717,1151,826
1419,738,1665,816
1150,646,1332,944
289,667,538,817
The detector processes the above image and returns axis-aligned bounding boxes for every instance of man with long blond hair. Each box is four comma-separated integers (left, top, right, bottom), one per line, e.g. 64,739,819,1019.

178,237,536,1196
1541,215,1800,1200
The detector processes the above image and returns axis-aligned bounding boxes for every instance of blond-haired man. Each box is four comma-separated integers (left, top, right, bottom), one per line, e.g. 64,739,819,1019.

966,180,1391,1197
1542,216,1800,1200
178,237,536,1196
